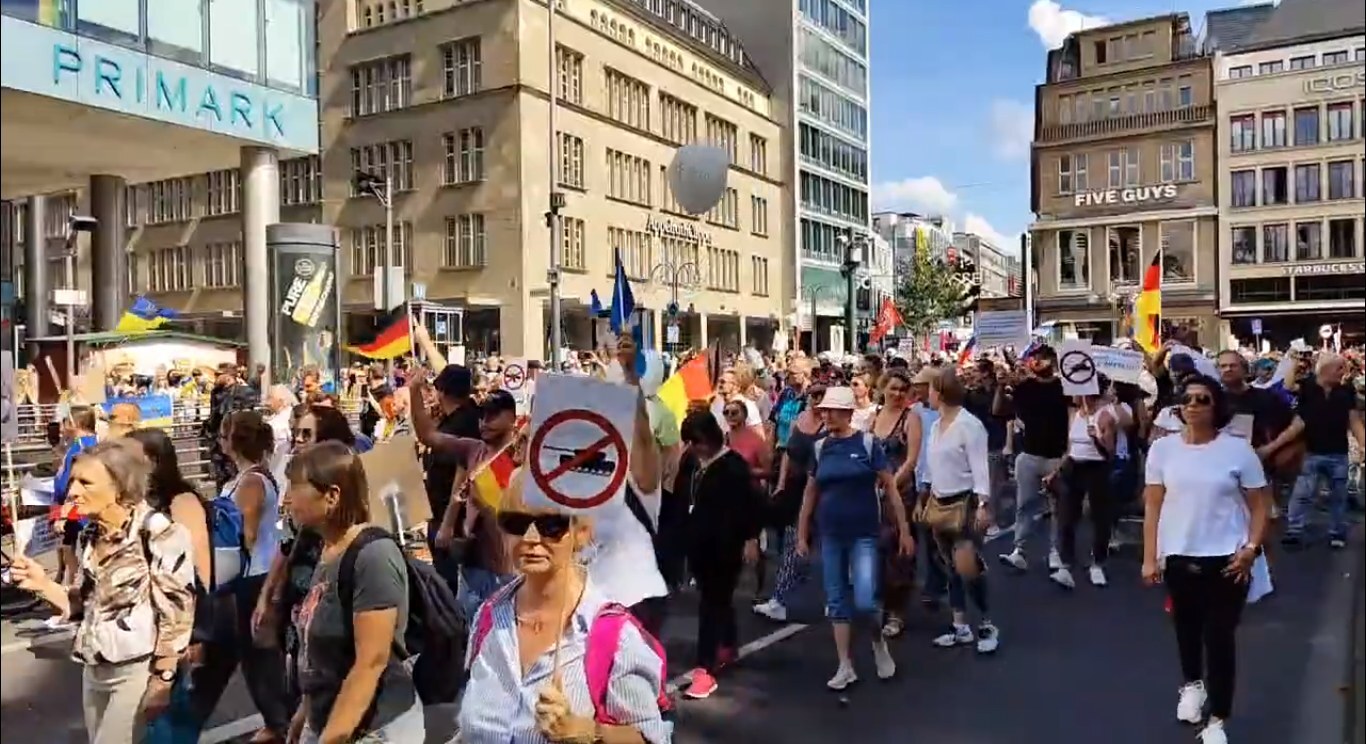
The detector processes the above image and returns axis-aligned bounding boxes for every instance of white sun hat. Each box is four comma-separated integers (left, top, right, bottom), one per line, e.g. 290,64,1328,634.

816,386,857,410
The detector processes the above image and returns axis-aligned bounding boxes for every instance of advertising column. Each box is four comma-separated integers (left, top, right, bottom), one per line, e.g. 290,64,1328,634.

267,224,342,391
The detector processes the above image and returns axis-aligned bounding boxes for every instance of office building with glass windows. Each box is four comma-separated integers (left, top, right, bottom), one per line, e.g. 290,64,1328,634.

0,0,319,364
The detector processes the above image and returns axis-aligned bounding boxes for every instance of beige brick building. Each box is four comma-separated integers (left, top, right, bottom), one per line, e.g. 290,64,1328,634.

110,0,791,358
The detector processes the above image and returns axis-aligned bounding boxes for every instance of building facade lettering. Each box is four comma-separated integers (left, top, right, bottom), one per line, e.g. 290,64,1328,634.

645,216,713,245
1304,71,1365,95
1072,183,1179,208
1282,261,1365,277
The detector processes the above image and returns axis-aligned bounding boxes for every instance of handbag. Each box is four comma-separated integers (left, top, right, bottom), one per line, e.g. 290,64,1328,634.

915,491,972,535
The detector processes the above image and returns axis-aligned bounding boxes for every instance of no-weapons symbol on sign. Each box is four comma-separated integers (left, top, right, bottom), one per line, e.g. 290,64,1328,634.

502,363,527,391
524,374,637,512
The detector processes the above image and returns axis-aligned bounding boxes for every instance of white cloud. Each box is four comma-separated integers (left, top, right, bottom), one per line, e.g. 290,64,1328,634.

1027,0,1107,50
989,99,1034,160
963,213,1018,253
872,176,959,214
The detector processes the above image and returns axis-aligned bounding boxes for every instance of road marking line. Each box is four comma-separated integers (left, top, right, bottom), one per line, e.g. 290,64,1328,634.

201,714,264,744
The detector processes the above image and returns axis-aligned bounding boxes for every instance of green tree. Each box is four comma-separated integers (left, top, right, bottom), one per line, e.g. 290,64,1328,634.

894,250,970,336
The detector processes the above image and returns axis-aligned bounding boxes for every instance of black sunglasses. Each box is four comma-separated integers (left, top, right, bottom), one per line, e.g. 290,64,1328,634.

1181,393,1213,407
497,511,572,540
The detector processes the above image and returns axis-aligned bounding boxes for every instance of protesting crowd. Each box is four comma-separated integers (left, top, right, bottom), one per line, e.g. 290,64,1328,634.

4,314,1365,744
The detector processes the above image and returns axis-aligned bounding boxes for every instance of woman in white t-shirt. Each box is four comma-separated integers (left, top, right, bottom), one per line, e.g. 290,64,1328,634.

1141,374,1272,744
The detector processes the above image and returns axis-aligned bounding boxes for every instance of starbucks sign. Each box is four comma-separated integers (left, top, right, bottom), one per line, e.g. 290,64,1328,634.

1073,183,1178,208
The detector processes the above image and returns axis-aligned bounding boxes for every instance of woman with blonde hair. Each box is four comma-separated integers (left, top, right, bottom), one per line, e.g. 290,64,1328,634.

10,438,197,743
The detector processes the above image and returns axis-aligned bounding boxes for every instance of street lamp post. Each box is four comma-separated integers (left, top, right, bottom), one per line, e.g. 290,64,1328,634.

648,259,700,350
546,0,564,367
837,231,866,355
800,284,840,354
355,172,396,313
61,215,98,384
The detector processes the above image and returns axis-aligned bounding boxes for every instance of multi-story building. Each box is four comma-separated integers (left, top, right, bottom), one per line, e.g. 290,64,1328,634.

120,0,792,358
1213,0,1365,346
1029,13,1220,345
1,1,320,366
952,232,1021,298
872,211,955,265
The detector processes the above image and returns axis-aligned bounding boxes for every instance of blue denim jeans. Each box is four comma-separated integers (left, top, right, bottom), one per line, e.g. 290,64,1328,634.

819,535,880,623
1287,453,1351,538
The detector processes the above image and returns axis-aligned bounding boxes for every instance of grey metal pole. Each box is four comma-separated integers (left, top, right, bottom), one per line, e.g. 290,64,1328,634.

844,265,857,356
63,241,76,384
547,0,563,367
383,174,394,313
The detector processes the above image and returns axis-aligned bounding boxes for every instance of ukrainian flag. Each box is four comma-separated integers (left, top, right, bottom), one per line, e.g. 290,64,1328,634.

116,296,180,333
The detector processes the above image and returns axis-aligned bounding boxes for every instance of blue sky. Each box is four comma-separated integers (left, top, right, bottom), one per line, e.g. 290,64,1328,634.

868,0,1252,252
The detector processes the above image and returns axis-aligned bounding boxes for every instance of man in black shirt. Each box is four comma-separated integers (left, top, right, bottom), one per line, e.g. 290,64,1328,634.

994,346,1070,571
422,364,482,584
1216,351,1301,456
1283,353,1365,550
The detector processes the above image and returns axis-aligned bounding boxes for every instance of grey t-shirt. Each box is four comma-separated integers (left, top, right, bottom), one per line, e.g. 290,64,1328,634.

294,537,415,733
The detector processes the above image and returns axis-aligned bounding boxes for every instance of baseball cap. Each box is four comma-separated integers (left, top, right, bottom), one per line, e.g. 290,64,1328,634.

433,365,473,397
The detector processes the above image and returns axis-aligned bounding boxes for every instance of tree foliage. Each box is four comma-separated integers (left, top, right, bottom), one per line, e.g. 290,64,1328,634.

894,250,971,335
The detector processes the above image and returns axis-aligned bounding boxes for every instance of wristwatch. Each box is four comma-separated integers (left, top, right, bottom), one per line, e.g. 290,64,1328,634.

1243,543,1263,557
154,668,176,683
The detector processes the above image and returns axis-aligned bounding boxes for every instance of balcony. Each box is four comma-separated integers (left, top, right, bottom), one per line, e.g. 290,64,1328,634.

1038,104,1214,144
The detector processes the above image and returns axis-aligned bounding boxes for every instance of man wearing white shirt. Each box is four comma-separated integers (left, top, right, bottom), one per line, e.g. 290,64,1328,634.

264,384,297,483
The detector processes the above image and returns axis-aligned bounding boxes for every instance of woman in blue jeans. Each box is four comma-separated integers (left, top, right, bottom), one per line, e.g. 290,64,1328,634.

797,386,914,690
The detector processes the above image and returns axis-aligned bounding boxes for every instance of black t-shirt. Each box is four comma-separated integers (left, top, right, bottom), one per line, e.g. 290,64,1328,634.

424,401,483,524
964,386,1007,451
1225,386,1292,449
1295,379,1356,455
1012,377,1069,459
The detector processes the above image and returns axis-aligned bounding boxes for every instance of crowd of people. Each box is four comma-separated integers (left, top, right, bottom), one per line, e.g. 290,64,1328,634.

4,320,1365,744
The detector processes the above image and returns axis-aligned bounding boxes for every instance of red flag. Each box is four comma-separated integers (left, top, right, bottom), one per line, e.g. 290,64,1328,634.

869,298,903,344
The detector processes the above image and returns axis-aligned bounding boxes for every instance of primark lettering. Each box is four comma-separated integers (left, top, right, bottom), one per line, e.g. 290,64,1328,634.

1073,183,1178,208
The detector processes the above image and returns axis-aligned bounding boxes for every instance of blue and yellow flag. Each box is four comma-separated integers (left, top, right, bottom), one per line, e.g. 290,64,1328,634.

116,296,179,333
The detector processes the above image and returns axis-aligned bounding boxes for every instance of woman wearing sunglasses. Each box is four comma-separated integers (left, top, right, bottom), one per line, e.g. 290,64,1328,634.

722,400,771,491
1142,374,1271,744
458,472,674,743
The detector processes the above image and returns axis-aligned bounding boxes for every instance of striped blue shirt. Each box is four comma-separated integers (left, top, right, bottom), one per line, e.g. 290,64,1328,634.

456,576,673,743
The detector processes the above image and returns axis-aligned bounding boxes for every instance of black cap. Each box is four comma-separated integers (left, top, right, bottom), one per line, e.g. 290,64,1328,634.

433,365,473,398
483,389,517,416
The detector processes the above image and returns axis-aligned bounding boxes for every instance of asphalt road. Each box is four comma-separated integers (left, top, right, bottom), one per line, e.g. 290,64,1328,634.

1,525,1358,744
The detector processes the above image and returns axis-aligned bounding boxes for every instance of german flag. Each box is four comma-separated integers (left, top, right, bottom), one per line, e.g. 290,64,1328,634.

1133,251,1162,354
345,307,412,360
471,446,517,510
655,343,721,430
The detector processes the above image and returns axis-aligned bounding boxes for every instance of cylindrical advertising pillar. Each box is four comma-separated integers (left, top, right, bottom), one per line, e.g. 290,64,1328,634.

267,224,342,392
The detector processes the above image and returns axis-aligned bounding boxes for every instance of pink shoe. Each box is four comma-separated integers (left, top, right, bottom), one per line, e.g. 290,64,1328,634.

686,668,718,699
716,646,737,670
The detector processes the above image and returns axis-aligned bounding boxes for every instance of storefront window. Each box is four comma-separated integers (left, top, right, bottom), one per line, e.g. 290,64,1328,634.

76,0,139,43
1232,226,1257,265
265,0,306,90
209,0,260,77
147,0,204,57
1107,225,1141,284
1159,221,1195,282
1057,229,1089,290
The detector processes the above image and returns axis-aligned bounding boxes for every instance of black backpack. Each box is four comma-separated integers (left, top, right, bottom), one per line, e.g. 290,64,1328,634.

338,526,465,706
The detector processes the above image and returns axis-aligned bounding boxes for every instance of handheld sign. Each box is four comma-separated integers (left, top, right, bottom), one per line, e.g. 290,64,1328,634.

501,358,533,415
524,374,636,514
1,352,15,441
359,434,432,532
1058,339,1100,397
1091,346,1145,384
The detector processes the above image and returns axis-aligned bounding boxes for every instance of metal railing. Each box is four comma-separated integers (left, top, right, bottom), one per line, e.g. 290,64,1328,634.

1038,104,1215,143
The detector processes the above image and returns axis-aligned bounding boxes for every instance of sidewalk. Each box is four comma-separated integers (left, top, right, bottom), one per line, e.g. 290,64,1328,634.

1350,542,1364,744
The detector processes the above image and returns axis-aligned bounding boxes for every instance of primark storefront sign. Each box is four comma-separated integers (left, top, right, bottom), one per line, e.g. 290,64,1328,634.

1073,184,1178,208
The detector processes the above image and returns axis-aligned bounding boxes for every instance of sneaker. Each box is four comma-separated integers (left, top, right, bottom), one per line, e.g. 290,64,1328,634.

998,548,1028,571
1050,567,1076,589
1329,534,1347,550
871,638,896,679
1047,547,1063,571
1088,564,1108,587
826,663,858,690
752,598,788,622
686,668,718,699
983,524,1003,541
43,615,72,631
932,624,974,648
1198,718,1228,743
1176,681,1207,724
975,623,1000,654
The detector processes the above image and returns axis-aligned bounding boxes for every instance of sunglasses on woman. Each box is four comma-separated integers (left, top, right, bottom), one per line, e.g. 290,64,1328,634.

724,407,745,418
496,511,572,540
1181,392,1213,407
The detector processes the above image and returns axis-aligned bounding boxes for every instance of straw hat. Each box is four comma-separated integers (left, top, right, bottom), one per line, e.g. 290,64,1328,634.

816,386,857,410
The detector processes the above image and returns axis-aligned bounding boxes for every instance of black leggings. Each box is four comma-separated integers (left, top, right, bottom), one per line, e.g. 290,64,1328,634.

1059,459,1113,567
692,557,742,672
1165,555,1250,720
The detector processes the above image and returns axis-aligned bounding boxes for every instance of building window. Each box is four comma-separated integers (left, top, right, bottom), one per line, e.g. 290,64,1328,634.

1263,223,1289,263
706,187,739,229
205,169,241,216
1262,166,1289,205
1232,226,1257,264
1231,170,1257,207
355,0,421,28
556,46,583,104
750,196,769,236
1074,154,1089,190
1294,163,1321,202
1107,226,1141,285
705,114,739,164
1230,114,1256,152
349,223,414,274
1294,106,1320,146
704,246,740,292
605,68,650,130
1228,65,1253,79
280,156,323,206
148,246,192,292
1176,141,1194,181
1057,229,1089,290
1323,50,1350,65
1107,151,1121,188
608,227,652,281
1295,221,1322,260
1261,110,1287,148
441,38,482,98
1328,160,1356,200
606,149,652,206
147,178,194,223
1158,221,1195,282
1329,218,1357,258
1178,83,1192,107
750,255,770,296
558,216,586,271
1289,55,1316,70
749,134,768,175
1059,154,1074,193
349,140,414,193
1258,60,1283,75
1327,102,1354,141
442,128,486,185
203,241,241,288
557,132,585,189
442,214,487,268
660,94,697,145
349,55,411,116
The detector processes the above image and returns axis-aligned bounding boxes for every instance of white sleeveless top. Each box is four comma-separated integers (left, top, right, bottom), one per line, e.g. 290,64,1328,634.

1067,408,1108,462
223,467,281,578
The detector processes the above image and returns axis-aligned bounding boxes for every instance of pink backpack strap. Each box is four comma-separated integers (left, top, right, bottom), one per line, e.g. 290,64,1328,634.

585,603,672,726
465,581,519,671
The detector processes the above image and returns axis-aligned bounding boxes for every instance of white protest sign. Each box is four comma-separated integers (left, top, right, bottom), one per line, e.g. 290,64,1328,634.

1,351,16,441
1091,346,1145,384
500,358,534,415
974,310,1030,351
524,374,637,514
1058,339,1100,396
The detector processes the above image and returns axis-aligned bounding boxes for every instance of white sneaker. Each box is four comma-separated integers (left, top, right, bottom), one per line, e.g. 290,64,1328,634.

43,615,72,631
826,663,858,690
975,623,1000,654
871,638,896,679
998,548,1027,571
752,599,788,622
1047,547,1063,571
1198,718,1228,743
1088,564,1108,587
932,624,974,648
1177,681,1208,724
1049,567,1076,589
983,525,1003,540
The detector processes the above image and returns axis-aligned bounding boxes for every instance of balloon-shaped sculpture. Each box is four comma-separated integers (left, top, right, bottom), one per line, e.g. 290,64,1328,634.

604,349,666,397
667,144,730,215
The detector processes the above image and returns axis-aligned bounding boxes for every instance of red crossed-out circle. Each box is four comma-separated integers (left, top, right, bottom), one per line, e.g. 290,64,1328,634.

527,409,629,510
503,364,526,391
